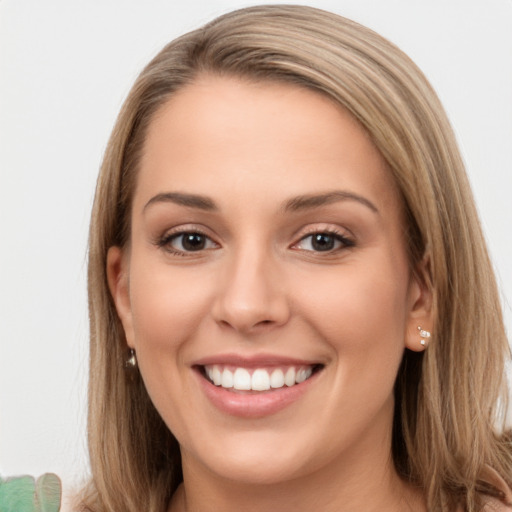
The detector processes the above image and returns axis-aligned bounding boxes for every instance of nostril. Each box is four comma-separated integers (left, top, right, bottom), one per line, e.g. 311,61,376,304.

252,319,278,329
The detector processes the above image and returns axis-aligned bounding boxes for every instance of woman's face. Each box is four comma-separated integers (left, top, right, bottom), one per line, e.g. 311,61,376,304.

108,76,429,485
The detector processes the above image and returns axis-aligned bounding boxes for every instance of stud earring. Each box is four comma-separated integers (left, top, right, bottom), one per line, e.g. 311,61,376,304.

125,349,137,369
417,326,431,347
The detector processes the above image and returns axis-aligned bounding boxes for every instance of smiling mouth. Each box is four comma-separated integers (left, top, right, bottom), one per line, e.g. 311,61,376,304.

199,364,324,392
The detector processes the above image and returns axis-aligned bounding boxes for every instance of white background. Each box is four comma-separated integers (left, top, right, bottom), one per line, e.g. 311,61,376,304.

1,0,511,502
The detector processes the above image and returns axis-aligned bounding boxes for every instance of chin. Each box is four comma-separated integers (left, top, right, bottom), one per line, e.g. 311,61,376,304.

201,449,311,486
182,425,337,487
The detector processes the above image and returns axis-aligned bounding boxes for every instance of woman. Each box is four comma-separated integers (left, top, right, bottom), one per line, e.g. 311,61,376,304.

79,5,511,511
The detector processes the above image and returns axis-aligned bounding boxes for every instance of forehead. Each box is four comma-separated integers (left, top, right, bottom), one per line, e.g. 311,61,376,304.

135,75,400,215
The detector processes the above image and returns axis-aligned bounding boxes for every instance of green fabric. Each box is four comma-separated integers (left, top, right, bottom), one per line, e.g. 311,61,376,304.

0,473,61,512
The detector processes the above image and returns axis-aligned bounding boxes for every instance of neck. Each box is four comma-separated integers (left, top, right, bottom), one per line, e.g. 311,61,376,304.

168,432,426,512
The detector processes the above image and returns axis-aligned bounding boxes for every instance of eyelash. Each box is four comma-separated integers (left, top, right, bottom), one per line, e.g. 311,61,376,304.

157,229,217,256
292,229,355,253
156,228,355,256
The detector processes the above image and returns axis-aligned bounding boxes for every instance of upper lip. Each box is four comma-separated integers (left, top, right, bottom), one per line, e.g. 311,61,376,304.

192,353,325,368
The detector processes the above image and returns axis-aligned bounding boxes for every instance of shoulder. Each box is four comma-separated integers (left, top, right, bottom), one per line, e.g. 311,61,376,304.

481,497,512,512
480,466,512,512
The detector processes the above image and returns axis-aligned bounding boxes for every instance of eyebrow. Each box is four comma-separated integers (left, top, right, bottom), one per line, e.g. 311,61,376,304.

143,189,379,215
143,192,218,212
283,191,379,214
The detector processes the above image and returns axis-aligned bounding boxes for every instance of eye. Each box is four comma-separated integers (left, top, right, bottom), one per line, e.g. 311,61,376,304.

160,231,218,254
293,231,354,252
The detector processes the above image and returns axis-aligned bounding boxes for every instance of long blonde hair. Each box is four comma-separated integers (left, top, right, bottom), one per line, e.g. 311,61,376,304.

82,5,511,511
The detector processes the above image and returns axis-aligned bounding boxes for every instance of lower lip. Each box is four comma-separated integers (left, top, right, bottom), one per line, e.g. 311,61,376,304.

195,369,320,418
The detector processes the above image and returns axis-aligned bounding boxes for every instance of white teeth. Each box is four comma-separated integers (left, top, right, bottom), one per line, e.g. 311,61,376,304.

212,365,222,386
295,368,307,383
284,367,296,386
270,368,285,388
205,365,315,391
221,368,233,388
233,368,251,390
251,369,270,391
296,367,312,383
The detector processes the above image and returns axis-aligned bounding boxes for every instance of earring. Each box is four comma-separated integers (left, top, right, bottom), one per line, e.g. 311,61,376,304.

417,326,431,347
125,349,137,369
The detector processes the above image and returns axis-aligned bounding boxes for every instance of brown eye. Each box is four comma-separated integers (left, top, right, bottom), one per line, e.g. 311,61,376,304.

310,233,336,251
294,231,354,252
163,232,217,253
180,233,207,251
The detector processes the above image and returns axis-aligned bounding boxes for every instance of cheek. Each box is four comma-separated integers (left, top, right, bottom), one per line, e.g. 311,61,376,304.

126,258,213,436
301,262,408,341
294,253,410,390
128,258,211,353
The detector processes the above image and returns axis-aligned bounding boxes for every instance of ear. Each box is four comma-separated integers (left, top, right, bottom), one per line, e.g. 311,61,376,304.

404,255,433,352
106,246,135,349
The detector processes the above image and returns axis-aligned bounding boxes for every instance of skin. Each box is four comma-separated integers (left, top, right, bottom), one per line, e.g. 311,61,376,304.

108,76,431,512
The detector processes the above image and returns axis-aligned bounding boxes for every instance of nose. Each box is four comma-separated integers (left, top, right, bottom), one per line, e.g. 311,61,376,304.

211,245,291,334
